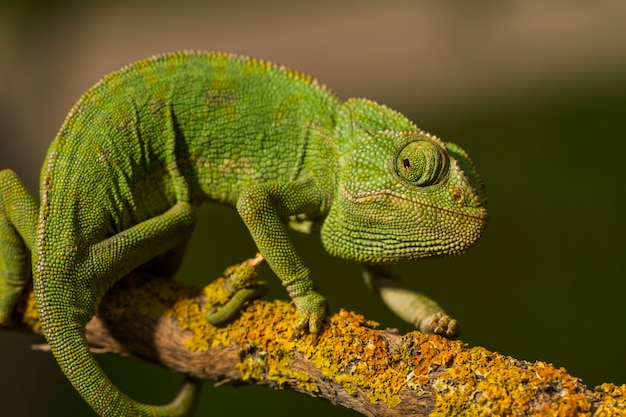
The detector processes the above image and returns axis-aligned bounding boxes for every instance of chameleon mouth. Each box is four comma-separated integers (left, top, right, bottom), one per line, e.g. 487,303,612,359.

350,190,489,223
323,187,488,263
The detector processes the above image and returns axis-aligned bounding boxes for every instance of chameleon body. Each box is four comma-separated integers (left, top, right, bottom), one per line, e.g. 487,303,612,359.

0,51,487,416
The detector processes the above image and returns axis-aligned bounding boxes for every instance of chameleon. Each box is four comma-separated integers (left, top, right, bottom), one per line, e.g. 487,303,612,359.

0,50,487,416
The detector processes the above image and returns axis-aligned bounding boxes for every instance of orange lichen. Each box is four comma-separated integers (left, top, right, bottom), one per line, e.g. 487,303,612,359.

167,258,416,407
300,309,408,407
96,260,626,413
593,383,626,416
430,344,594,416
167,259,317,392
15,257,626,414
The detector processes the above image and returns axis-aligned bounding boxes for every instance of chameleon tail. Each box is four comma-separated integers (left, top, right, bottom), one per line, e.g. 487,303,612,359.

33,201,199,415
42,318,202,416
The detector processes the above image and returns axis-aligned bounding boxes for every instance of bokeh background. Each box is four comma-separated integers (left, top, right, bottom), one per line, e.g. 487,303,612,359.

2,1,626,415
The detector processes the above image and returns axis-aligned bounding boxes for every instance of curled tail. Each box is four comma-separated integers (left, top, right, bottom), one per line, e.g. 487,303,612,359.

41,316,202,416
33,201,200,416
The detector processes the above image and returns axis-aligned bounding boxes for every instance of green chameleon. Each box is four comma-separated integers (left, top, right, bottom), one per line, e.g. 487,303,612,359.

0,51,487,416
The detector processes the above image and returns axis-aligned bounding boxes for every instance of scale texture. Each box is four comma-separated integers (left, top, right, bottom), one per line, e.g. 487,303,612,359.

0,51,487,416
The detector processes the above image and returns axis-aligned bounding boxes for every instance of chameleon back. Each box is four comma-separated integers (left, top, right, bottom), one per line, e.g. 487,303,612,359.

42,51,341,236
32,51,342,416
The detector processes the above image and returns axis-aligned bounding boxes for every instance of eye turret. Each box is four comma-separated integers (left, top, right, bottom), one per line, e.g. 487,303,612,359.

395,140,449,186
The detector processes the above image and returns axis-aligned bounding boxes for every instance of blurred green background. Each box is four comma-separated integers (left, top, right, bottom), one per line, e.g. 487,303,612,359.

1,1,626,415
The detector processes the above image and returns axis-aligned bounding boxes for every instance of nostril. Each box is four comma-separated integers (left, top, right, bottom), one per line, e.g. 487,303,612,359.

452,187,464,204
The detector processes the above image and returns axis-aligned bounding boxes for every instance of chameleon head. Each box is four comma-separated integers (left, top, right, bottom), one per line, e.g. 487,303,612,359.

321,129,488,264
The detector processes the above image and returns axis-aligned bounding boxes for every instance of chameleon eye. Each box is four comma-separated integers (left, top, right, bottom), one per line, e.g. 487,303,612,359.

396,140,449,186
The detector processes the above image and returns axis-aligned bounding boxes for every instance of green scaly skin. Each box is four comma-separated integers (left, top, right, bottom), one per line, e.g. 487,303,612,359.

0,51,487,416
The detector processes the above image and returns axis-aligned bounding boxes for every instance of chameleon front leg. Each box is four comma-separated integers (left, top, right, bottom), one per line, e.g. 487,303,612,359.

236,181,327,336
363,265,460,339
0,169,38,325
84,202,198,288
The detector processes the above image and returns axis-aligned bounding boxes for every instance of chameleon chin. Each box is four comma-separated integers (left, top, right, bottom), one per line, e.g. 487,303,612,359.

0,51,487,417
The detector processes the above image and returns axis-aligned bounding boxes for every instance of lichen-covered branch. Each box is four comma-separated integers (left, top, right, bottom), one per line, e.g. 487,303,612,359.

10,256,626,416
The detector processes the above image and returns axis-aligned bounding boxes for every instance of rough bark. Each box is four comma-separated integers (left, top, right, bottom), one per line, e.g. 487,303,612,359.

9,256,626,416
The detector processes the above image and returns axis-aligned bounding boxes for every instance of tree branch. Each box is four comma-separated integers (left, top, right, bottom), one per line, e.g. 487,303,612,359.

10,256,626,416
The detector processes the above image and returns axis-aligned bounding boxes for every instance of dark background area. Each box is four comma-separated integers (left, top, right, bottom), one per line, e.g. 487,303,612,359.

1,1,626,416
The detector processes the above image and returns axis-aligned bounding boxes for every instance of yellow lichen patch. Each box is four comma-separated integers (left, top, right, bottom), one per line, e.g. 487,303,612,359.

204,277,233,306
227,300,317,392
593,383,626,416
430,345,594,416
166,276,230,352
170,298,213,352
102,273,197,322
300,309,407,408
165,259,318,393
16,261,626,413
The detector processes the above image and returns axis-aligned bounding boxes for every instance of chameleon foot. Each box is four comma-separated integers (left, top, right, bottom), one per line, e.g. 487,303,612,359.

291,290,327,343
364,265,460,339
206,255,269,325
420,312,460,339
207,284,269,325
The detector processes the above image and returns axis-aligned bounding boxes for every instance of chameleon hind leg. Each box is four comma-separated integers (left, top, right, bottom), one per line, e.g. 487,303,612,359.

206,254,269,325
364,265,460,339
138,235,191,278
0,169,38,325
36,201,202,416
